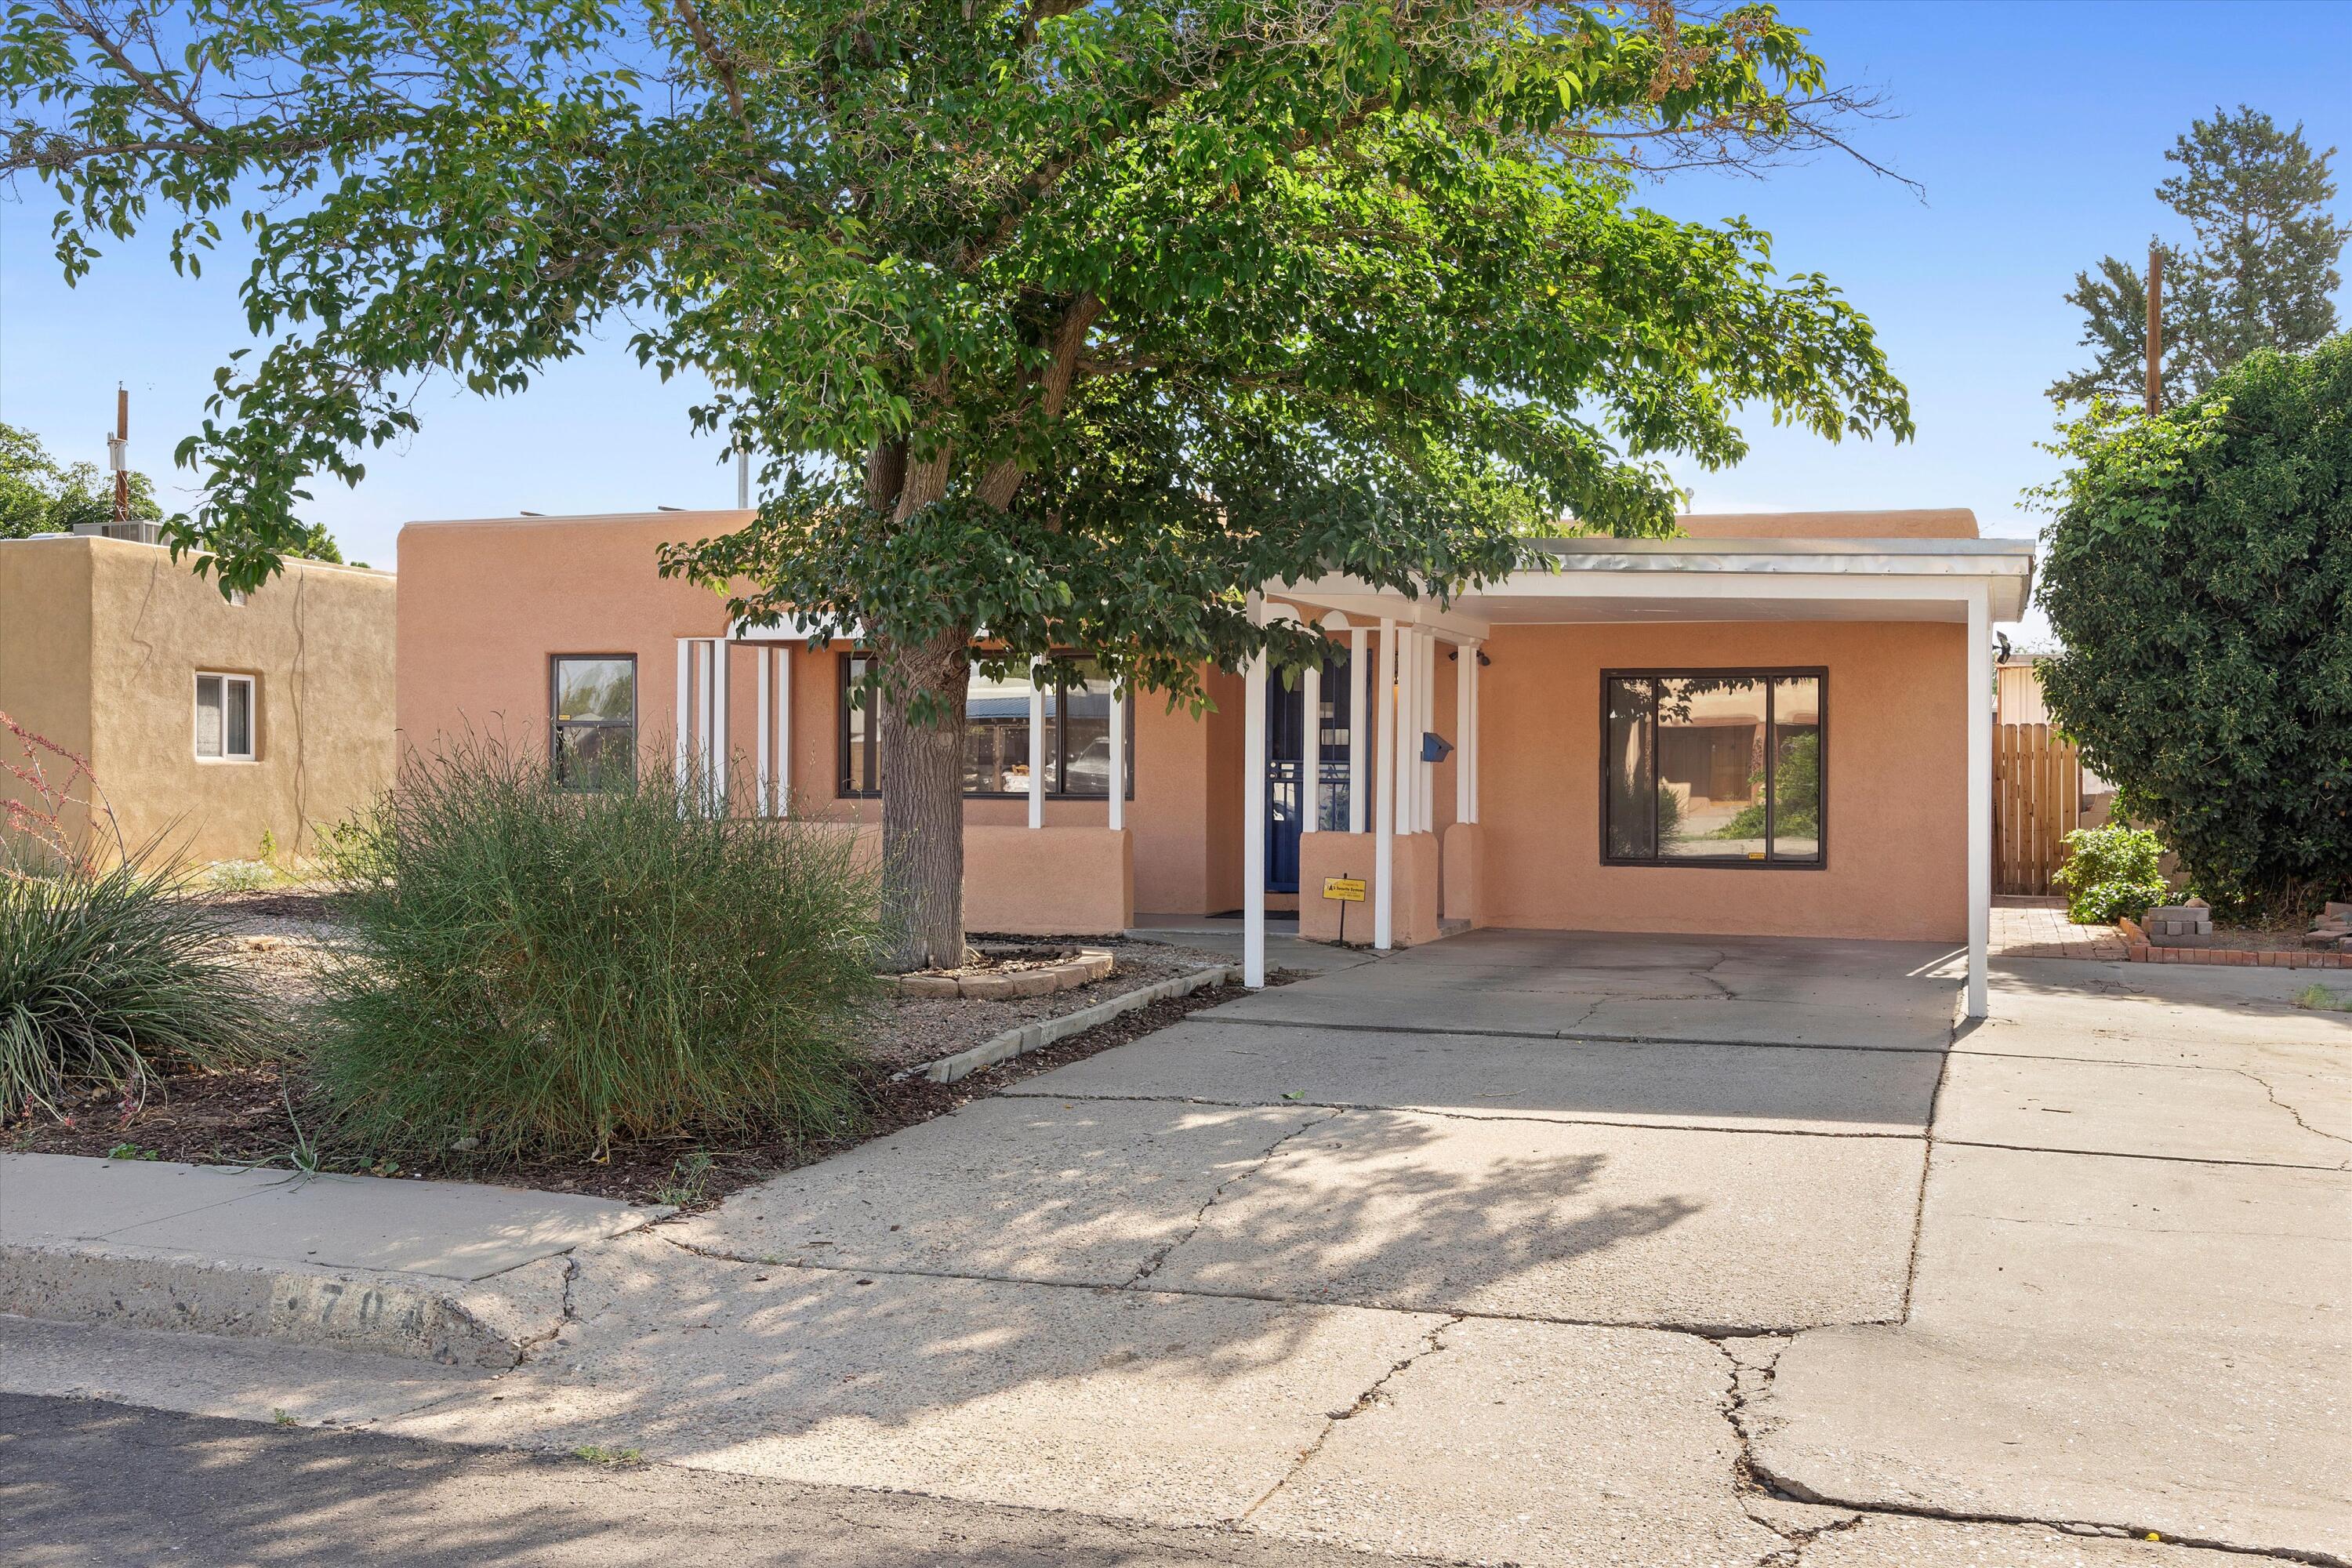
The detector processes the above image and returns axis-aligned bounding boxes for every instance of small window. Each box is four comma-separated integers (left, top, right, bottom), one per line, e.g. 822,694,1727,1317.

839,654,1133,799
551,655,637,789
194,673,256,761
1603,670,1823,868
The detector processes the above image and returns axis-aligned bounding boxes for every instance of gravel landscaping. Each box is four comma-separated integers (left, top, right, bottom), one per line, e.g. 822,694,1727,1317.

1,891,1267,1208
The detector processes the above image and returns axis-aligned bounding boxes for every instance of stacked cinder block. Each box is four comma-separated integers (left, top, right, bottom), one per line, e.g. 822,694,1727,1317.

2143,898,2212,941
2305,902,2352,953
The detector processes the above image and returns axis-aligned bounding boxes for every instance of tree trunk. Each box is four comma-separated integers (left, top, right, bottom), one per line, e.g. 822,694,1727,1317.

877,625,971,971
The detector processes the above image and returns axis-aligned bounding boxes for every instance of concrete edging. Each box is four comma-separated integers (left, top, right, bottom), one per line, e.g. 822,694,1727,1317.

0,1238,568,1368
897,963,1241,1085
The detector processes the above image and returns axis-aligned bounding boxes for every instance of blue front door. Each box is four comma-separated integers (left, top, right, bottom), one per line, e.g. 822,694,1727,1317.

1266,648,1353,895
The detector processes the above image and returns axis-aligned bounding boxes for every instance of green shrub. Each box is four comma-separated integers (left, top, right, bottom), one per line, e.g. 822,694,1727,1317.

313,735,880,1160
2053,825,2172,925
1,851,280,1118
2034,338,2351,917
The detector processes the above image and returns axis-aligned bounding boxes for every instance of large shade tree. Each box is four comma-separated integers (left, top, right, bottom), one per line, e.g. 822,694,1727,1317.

4,0,1911,965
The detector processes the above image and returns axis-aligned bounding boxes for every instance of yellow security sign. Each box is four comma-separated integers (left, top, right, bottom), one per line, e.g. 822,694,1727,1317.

1322,877,1367,902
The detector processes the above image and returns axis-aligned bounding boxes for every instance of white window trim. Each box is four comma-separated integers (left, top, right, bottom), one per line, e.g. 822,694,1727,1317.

194,671,257,762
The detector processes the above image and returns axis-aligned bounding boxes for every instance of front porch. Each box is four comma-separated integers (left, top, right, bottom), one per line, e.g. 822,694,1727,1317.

1241,535,2035,1017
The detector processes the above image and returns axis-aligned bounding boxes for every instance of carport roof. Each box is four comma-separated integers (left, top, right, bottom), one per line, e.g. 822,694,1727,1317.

1277,534,2036,635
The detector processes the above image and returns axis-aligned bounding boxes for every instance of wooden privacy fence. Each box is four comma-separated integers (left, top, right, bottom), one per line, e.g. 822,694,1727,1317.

1994,723,2083,896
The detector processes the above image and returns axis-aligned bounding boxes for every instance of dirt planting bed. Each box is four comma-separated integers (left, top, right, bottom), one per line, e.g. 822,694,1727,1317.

5,896,1272,1210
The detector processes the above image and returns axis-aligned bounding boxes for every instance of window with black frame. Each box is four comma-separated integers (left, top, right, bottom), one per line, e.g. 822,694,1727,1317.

838,654,1134,798
1603,670,1823,866
550,655,637,789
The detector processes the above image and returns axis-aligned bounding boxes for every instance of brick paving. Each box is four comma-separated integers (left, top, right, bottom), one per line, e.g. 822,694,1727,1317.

1989,896,2129,960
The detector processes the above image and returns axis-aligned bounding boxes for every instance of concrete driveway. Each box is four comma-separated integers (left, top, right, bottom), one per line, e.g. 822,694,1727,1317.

24,930,2336,1566
377,931,2347,1565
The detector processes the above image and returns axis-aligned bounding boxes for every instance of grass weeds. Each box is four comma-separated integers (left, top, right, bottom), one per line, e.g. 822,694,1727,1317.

311,734,880,1161
1,849,281,1120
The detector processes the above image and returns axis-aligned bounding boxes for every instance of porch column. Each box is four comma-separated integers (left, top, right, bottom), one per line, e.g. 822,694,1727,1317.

755,647,771,817
674,639,691,815
1243,638,1269,988
1301,651,1322,834
1347,626,1367,833
1107,674,1126,831
1373,617,1397,950
1028,654,1047,829
711,640,728,816
1458,639,1478,823
773,647,792,816
1966,582,1991,1019
1418,631,1436,832
695,640,716,815
1394,626,1416,837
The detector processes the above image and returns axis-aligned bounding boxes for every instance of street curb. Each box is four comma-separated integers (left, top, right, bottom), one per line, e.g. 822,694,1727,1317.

898,963,1241,1085
0,1240,570,1369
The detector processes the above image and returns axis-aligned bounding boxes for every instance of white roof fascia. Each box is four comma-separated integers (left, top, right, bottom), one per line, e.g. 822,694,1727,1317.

1282,538,2037,625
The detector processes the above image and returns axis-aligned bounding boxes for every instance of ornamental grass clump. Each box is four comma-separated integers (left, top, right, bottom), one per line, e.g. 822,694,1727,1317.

313,735,880,1160
2,713,278,1118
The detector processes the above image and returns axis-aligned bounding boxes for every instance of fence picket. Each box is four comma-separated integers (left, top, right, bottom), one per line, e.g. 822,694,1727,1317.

1991,723,2082,895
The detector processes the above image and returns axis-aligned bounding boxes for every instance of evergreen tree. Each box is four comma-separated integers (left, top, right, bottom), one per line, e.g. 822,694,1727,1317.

2051,107,2347,408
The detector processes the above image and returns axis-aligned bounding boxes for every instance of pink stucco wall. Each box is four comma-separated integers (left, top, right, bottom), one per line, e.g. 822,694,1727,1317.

1465,620,1968,942
399,512,1971,943
397,512,1218,920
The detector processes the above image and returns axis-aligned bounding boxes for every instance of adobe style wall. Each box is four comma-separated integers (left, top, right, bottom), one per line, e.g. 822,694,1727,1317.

0,535,396,865
396,511,1232,918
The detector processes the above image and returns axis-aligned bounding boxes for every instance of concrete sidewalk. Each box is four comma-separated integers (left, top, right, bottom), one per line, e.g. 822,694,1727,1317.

0,1152,661,1365
2,933,2339,1568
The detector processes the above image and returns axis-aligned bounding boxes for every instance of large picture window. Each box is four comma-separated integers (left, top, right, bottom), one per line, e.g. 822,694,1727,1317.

550,655,637,789
839,655,1134,799
1603,670,1823,867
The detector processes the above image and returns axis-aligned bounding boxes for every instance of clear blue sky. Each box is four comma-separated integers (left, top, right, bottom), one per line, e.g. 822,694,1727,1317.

4,0,2347,628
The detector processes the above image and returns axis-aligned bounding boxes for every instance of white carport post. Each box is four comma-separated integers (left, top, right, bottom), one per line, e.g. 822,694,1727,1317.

1393,626,1416,837
1301,647,1322,835
1106,673,1126,831
1373,617,1397,950
1243,600,1269,988
1346,624,1367,834
1417,630,1436,832
1458,638,1477,823
1966,581,1991,1019
1028,654,1047,829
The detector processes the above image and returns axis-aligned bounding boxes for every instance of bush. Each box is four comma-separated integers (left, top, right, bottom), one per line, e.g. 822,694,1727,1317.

2053,825,2172,925
314,735,880,1160
2034,337,2351,917
1,852,281,1118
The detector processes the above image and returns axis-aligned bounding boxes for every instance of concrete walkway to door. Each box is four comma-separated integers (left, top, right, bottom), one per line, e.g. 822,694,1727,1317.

9,929,2338,1566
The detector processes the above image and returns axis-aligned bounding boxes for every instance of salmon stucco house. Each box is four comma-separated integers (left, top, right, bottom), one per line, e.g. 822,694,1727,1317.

397,507,2033,1018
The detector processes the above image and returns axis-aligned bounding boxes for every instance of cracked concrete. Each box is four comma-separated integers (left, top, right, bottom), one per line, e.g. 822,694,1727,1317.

4,931,2342,1568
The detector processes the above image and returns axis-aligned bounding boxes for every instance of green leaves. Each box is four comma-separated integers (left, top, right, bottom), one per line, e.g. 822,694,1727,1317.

2035,337,2352,916
5,0,1911,634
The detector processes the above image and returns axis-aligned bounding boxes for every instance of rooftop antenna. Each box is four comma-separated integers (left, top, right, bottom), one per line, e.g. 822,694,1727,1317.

108,386,130,524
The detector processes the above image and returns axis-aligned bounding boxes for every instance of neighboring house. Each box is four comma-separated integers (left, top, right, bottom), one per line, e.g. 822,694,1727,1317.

0,525,396,864
398,506,2034,1015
